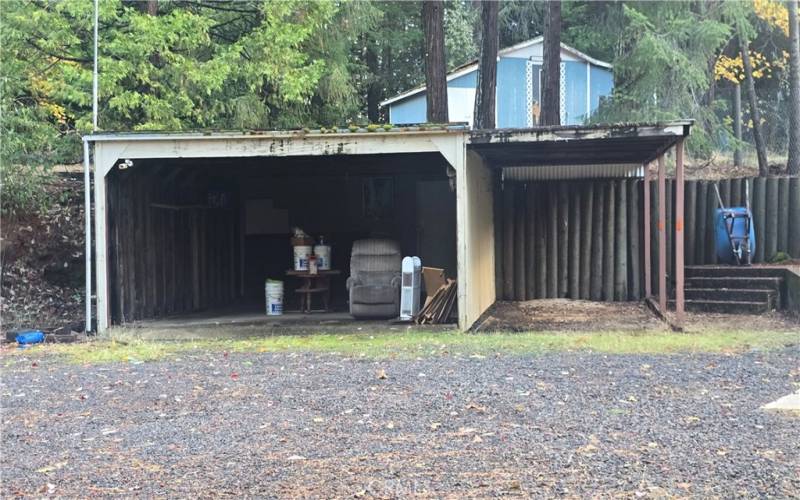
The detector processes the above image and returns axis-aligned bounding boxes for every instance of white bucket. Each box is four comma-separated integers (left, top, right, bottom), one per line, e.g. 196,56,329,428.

265,280,283,316
313,245,331,270
293,245,312,271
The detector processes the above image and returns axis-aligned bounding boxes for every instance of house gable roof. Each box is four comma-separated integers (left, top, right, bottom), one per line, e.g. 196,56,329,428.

380,37,613,108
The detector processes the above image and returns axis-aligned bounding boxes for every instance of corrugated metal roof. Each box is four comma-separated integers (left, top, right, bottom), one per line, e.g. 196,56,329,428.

503,164,643,181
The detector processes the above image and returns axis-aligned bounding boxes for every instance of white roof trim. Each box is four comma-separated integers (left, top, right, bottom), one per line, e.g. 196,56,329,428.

380,37,612,108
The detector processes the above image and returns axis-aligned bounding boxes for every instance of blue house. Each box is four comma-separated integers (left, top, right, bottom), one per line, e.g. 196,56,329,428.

380,36,614,128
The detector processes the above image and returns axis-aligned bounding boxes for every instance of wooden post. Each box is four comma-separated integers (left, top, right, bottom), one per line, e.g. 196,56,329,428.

535,191,547,298
502,185,515,299
657,155,667,314
706,182,718,264
568,187,581,299
778,177,789,253
514,184,527,300
526,185,537,300
628,179,641,299
765,177,779,261
790,177,800,259
685,180,696,266
696,181,707,264
557,183,569,297
675,140,685,329
643,164,651,298
547,187,558,297
753,177,766,263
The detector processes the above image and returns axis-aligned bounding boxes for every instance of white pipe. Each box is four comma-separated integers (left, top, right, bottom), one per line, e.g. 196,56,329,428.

83,139,92,333
92,0,98,130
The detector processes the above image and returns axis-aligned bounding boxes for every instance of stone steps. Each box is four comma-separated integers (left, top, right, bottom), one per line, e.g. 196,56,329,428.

678,267,785,315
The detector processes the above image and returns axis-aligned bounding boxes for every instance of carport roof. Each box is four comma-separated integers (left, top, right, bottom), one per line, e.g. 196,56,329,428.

468,120,692,168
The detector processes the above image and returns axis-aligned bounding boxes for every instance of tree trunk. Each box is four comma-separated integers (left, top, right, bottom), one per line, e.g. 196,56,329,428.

788,0,800,175
739,33,769,176
540,0,561,126
423,0,448,123
733,83,743,167
473,0,498,129
365,44,381,124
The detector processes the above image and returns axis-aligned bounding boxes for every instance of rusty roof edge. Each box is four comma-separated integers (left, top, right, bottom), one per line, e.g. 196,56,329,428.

469,120,693,143
84,124,471,142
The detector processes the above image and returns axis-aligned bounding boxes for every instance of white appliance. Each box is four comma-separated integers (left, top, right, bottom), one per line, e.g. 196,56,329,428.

400,256,422,321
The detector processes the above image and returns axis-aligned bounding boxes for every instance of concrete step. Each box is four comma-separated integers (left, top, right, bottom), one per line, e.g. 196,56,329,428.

684,287,776,306
672,299,773,314
686,276,782,292
685,265,787,279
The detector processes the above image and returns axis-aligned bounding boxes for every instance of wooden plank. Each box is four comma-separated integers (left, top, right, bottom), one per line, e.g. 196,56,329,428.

557,182,569,298
650,179,659,289
720,178,731,207
665,178,673,283
603,181,615,301
730,178,742,207
614,179,628,301
590,181,604,301
579,182,594,299
765,177,779,260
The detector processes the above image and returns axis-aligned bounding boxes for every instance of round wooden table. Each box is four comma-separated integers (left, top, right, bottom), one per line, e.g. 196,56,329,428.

285,269,341,313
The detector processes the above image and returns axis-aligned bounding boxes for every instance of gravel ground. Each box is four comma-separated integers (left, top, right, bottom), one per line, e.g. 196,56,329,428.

2,348,799,498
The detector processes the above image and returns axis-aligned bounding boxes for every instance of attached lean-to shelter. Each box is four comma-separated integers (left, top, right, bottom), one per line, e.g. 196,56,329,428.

83,121,691,334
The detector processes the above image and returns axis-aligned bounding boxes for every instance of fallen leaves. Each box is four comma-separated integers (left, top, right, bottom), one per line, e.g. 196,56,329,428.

36,461,68,474
376,368,387,380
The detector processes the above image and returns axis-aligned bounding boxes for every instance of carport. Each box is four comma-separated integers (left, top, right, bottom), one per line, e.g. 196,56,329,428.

84,121,690,334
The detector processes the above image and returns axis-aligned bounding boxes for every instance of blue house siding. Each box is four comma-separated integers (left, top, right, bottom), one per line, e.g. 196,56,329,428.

496,58,529,128
390,93,427,124
564,61,587,125
450,72,476,88
590,66,614,114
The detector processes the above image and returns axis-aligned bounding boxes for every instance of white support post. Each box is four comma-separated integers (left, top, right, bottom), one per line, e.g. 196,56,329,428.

83,140,93,332
94,146,110,333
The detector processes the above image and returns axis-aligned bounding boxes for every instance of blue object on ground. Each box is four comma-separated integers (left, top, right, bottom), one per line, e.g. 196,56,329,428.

16,330,45,345
715,207,755,264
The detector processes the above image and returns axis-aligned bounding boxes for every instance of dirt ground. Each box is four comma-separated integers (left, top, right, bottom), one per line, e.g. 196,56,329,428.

474,299,799,333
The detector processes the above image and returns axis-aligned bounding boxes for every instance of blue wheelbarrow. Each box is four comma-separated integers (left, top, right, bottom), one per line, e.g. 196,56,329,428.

713,183,755,265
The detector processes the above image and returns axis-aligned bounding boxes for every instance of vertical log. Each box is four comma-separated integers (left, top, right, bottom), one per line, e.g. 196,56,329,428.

526,184,537,300
628,180,641,300
685,180,696,266
720,178,731,207
730,178,742,207
706,181,718,264
590,181,604,301
494,176,504,299
603,181,615,301
547,186,558,297
568,186,580,299
502,185,515,299
614,179,628,300
753,177,767,262
696,181,707,264
535,190,547,298
514,184,527,300
789,177,800,258
557,183,569,297
778,177,790,253
580,183,594,299
765,177,779,261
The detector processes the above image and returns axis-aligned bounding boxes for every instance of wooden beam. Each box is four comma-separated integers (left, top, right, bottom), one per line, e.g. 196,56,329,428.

657,155,667,314
674,140,685,330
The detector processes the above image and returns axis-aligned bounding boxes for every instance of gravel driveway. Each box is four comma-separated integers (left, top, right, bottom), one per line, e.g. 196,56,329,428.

2,348,799,497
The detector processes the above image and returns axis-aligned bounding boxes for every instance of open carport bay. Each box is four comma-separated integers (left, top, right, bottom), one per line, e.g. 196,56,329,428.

104,153,457,326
